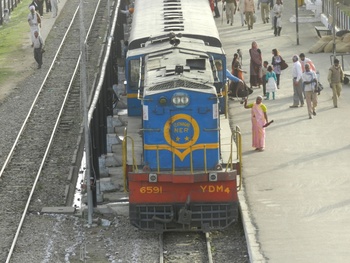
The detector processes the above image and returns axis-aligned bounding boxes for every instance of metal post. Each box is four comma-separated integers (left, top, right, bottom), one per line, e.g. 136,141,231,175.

80,0,93,225
332,0,336,59
295,0,300,45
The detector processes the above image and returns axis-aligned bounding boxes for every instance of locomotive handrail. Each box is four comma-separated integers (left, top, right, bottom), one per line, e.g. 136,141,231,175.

235,126,243,191
224,82,229,119
122,130,138,192
203,128,220,131
204,145,208,173
224,126,242,191
140,128,161,132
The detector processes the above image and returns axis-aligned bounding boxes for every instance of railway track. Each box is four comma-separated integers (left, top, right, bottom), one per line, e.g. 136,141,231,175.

159,219,248,263
160,232,212,263
0,0,110,261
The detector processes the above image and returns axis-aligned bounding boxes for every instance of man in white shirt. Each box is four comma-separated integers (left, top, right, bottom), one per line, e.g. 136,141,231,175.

302,63,318,118
290,55,304,108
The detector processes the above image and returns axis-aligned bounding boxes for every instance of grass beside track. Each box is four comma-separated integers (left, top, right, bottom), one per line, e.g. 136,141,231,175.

0,1,32,86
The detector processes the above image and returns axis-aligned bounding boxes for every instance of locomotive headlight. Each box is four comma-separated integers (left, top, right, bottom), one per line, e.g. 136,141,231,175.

171,93,189,107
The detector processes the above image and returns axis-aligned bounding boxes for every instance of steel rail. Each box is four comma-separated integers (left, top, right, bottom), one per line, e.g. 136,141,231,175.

206,232,214,263
5,0,104,260
159,234,164,263
160,232,213,263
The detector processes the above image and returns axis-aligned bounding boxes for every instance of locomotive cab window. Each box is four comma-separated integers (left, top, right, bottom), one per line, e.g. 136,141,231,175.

128,59,141,90
214,60,224,82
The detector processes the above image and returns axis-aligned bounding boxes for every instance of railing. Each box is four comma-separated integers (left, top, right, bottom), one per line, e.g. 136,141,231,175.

123,126,242,191
323,0,350,30
0,0,21,25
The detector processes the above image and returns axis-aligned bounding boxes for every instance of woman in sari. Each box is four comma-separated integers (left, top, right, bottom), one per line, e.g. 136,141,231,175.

232,53,246,80
249,41,263,88
244,96,268,151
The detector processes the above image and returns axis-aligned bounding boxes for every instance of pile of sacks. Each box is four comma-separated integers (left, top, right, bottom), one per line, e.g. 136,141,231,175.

309,31,350,53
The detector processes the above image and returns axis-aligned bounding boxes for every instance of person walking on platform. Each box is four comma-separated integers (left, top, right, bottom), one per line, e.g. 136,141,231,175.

45,0,52,13
328,58,344,108
243,0,255,30
299,53,316,73
290,55,304,108
271,48,282,89
223,0,237,25
33,30,44,69
272,0,283,36
238,0,245,26
51,0,58,18
28,5,41,47
214,0,221,18
302,63,318,119
258,0,270,23
269,0,274,29
244,96,269,152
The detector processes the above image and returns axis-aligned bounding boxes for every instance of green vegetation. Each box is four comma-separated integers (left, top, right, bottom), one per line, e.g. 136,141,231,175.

339,3,350,16
0,1,31,84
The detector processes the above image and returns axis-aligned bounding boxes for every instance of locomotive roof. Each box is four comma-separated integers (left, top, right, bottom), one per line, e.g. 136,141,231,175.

143,48,216,96
129,0,222,50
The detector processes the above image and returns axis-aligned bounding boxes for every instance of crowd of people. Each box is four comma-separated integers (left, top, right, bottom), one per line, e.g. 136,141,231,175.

210,0,283,34
209,1,345,152
241,48,343,152
27,0,59,69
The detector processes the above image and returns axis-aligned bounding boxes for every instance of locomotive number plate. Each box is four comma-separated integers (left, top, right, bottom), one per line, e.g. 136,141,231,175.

140,186,163,194
200,185,231,193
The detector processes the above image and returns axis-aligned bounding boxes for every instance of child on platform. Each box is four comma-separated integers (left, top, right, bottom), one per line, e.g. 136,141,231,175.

265,65,277,100
262,61,269,97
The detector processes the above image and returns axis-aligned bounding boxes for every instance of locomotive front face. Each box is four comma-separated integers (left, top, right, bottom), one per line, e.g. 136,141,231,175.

143,86,219,171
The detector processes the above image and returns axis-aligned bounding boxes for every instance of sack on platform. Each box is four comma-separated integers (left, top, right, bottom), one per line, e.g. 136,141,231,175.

280,59,288,70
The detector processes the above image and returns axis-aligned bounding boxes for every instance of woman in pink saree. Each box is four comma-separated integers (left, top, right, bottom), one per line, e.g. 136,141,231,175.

244,96,269,151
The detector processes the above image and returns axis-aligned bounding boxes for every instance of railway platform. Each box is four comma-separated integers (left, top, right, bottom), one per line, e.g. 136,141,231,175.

216,1,350,263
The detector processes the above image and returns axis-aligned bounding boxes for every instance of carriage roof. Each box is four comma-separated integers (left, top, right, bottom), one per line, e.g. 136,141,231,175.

129,0,222,50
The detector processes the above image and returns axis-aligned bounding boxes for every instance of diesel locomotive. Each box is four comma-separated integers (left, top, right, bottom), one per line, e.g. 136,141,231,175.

123,0,241,232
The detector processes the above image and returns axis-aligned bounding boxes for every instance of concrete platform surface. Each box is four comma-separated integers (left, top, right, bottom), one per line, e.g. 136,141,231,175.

215,1,350,263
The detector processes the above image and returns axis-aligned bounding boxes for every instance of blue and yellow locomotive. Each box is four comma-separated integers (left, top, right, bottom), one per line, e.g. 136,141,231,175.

123,0,241,232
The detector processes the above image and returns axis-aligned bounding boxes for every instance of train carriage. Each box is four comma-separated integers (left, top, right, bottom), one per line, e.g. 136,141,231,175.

123,0,240,232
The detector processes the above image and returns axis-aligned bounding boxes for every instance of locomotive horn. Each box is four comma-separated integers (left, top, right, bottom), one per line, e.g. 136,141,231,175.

170,37,180,46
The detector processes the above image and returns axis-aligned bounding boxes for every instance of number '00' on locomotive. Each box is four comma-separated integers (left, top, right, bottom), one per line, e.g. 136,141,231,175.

123,0,241,232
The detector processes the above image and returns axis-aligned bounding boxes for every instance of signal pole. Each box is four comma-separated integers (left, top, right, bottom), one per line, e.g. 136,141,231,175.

79,0,93,225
